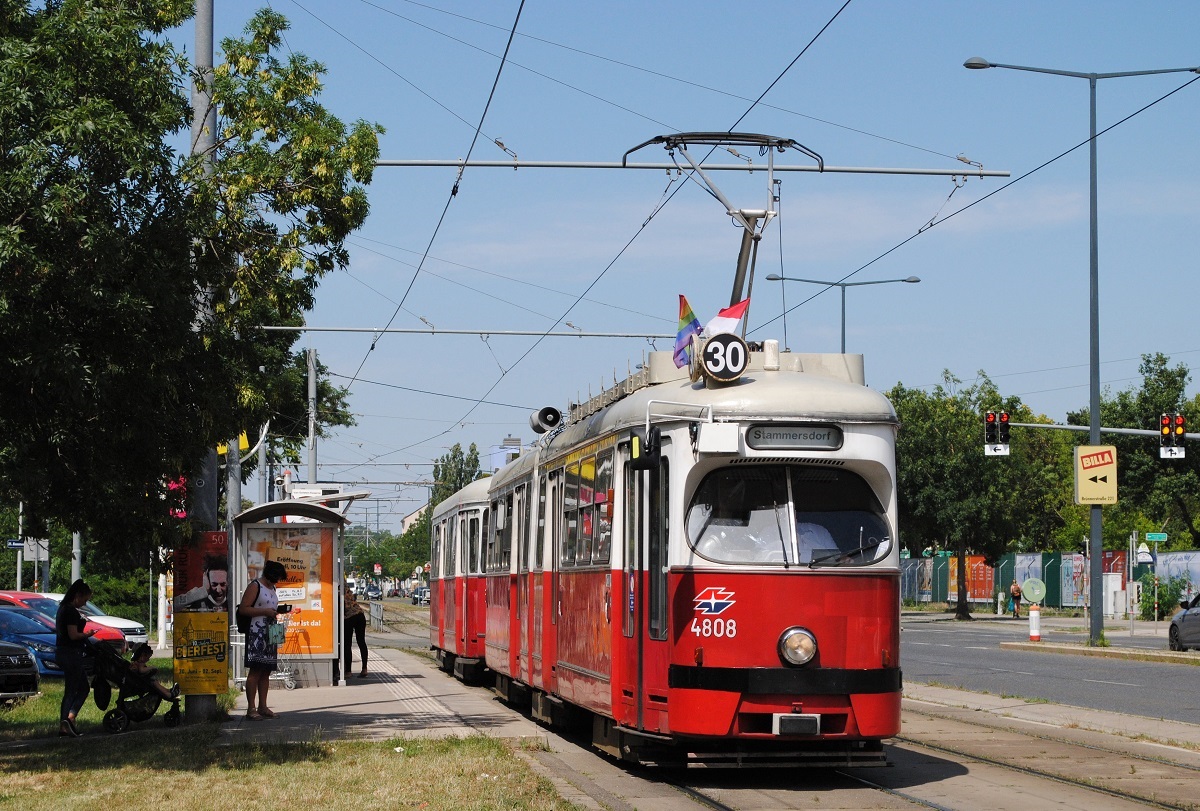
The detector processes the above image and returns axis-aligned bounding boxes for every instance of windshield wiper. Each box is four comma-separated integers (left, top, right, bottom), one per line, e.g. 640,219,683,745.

808,536,887,568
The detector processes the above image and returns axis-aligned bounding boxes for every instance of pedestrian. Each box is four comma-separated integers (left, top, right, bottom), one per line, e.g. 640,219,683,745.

1010,579,1023,619
344,584,368,678
128,643,180,702
238,559,288,720
55,579,98,737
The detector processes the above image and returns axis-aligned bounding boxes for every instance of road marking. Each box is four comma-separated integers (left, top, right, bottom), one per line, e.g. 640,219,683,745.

988,668,1034,675
1081,678,1140,687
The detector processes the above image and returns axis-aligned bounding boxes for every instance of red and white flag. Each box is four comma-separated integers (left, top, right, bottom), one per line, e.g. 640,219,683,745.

705,298,749,336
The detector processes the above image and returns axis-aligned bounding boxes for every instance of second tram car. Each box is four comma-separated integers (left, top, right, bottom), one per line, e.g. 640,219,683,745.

429,342,901,766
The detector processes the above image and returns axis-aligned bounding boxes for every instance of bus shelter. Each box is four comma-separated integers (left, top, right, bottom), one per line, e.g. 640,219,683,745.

231,499,356,688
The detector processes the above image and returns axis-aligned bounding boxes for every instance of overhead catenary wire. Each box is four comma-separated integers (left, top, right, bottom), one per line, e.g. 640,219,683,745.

339,0,527,392
750,73,1200,336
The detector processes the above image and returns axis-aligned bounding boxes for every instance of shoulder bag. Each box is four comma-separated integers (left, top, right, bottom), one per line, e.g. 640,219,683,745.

235,580,261,634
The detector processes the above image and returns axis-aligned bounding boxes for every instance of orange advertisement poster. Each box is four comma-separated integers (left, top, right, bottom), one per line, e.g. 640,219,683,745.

947,555,995,602
243,525,335,655
174,611,230,695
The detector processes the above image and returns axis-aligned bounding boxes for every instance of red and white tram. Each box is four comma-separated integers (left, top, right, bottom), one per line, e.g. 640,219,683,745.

430,342,902,766
429,475,490,682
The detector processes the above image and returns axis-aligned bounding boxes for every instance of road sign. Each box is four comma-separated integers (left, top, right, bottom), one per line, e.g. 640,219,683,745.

1146,532,1168,542
1022,578,1047,604
5,539,21,550
984,444,1011,457
1073,445,1118,505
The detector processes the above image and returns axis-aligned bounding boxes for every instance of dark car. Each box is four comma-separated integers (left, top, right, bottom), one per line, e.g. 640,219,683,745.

365,584,383,601
1169,593,1200,650
0,640,39,704
0,607,62,677
411,587,429,606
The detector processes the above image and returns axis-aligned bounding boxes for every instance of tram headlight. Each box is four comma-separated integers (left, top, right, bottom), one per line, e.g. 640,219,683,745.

778,627,817,666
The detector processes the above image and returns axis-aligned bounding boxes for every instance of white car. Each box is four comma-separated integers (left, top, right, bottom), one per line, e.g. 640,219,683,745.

39,593,148,647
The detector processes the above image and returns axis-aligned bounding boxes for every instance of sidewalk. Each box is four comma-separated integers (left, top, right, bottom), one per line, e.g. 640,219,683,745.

217,645,550,746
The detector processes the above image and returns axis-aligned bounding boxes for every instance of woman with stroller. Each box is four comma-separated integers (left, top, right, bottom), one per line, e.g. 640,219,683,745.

238,560,288,720
55,579,98,737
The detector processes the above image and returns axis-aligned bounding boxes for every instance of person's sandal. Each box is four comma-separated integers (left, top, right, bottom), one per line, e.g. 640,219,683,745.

259,708,278,719
245,710,263,721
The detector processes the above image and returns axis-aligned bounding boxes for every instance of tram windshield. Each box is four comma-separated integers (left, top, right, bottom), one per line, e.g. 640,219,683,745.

686,465,891,566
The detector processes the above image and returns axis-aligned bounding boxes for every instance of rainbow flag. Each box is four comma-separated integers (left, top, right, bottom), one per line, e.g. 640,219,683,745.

673,295,702,368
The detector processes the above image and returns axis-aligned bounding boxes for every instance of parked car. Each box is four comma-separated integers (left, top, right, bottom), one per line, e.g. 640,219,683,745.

365,584,383,601
1169,593,1200,651
0,640,38,705
39,593,148,647
0,590,127,652
0,607,63,677
411,587,429,606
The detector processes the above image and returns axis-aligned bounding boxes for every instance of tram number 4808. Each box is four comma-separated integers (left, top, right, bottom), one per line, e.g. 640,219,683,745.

691,617,738,638
702,333,749,383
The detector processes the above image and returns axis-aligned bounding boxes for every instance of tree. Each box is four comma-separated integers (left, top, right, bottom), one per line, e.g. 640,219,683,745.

888,372,1063,619
431,443,483,508
0,4,380,558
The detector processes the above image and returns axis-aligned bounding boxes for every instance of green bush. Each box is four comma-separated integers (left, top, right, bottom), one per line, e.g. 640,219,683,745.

1138,572,1190,621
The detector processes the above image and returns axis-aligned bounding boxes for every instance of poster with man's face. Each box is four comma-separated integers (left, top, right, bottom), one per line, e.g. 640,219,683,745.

173,532,230,614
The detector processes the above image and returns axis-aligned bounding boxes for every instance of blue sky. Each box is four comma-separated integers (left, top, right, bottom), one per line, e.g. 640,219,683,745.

178,2,1200,531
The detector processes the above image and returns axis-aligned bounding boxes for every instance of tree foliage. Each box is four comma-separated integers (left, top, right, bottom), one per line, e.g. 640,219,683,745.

0,4,378,559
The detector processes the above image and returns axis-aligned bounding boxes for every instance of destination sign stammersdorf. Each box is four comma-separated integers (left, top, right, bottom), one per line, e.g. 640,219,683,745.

746,425,842,451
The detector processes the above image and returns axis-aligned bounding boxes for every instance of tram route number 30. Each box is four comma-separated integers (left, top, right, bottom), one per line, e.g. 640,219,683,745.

691,617,738,638
702,333,749,383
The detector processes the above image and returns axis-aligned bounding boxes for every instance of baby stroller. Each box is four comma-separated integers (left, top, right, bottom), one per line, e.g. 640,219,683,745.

89,640,181,733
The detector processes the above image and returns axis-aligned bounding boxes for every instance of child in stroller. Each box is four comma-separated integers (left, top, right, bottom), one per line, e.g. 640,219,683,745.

91,640,181,733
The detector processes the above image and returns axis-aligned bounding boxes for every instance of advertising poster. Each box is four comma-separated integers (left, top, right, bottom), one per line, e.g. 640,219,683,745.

1060,553,1089,607
172,532,229,694
948,555,993,601
174,611,231,694
243,524,335,656
173,532,230,614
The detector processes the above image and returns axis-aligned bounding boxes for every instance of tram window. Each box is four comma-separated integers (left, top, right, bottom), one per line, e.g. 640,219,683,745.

563,462,580,566
594,450,613,564
436,523,446,580
579,456,595,564
487,499,501,572
535,474,547,570
792,467,890,567
501,492,514,570
468,516,480,574
516,484,529,572
447,515,458,575
686,465,891,566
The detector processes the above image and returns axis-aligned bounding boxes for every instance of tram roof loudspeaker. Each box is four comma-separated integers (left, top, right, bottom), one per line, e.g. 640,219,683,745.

530,406,562,434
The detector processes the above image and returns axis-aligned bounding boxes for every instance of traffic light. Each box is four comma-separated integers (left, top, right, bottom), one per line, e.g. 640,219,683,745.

1160,413,1172,447
1173,413,1186,446
985,411,998,445
997,411,1011,445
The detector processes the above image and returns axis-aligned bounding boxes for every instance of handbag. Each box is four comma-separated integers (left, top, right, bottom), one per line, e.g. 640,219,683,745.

235,581,261,634
267,622,285,645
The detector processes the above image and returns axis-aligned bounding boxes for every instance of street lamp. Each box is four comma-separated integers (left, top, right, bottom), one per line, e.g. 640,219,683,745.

965,56,1200,646
765,274,920,353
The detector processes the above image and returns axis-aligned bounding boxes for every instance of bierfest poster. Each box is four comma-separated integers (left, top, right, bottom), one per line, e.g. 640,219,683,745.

173,531,230,694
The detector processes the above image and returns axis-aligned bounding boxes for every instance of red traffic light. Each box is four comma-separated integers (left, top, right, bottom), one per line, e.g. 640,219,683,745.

985,411,996,424
998,412,1010,424
1174,414,1186,437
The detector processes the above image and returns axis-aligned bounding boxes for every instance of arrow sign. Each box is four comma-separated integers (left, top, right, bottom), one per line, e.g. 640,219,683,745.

1088,475,1108,484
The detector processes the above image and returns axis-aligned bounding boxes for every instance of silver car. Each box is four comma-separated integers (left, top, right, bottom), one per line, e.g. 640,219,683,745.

1168,594,1200,651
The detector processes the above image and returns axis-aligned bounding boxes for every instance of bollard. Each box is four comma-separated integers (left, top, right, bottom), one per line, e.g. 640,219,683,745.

1029,603,1041,642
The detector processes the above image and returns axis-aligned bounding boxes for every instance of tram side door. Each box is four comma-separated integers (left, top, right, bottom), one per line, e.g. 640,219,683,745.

618,441,671,733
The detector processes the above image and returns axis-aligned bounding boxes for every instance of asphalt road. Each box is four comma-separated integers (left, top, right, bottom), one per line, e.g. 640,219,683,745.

901,616,1200,725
